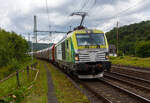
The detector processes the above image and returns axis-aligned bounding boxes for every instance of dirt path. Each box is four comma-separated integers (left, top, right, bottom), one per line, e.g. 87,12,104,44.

44,64,58,103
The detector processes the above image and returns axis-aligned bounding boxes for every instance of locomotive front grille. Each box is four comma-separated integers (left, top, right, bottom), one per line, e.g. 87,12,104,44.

79,54,90,62
96,53,105,61
79,52,106,62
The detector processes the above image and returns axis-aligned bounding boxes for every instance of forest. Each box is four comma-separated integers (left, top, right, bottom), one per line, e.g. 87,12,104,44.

106,20,150,57
0,29,29,70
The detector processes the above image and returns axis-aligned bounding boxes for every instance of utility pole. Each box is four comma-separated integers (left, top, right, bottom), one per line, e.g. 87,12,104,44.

49,25,51,43
34,16,37,43
33,15,67,46
28,33,30,42
116,21,119,56
34,16,38,52
31,36,34,61
49,32,52,43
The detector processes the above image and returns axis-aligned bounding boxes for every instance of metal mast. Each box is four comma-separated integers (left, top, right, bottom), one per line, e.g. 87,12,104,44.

34,16,37,43
116,21,119,55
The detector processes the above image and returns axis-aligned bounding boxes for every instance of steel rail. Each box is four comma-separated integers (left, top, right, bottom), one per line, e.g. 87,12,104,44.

99,78,150,103
109,72,150,83
80,81,112,103
104,73,150,91
112,65,150,71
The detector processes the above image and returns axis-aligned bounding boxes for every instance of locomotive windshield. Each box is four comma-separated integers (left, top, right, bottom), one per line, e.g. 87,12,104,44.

76,33,105,46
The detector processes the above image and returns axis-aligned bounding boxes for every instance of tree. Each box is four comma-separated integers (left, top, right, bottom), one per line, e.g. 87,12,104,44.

106,20,150,56
136,41,150,58
0,29,29,67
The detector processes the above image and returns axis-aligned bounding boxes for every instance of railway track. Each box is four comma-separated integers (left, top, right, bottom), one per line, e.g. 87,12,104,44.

51,64,112,103
105,72,150,90
81,78,149,103
70,72,150,103
103,72,150,100
112,65,150,72
111,65,150,80
99,78,150,103
64,75,113,103
79,80,112,103
51,63,150,103
61,71,150,102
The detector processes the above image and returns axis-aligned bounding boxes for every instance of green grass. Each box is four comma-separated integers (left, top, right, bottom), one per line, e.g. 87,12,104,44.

22,60,48,103
23,60,90,103
0,67,11,80
0,68,36,98
0,58,37,80
47,62,89,103
110,56,150,68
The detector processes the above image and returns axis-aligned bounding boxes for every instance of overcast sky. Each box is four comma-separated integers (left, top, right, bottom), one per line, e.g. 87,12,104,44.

0,0,150,43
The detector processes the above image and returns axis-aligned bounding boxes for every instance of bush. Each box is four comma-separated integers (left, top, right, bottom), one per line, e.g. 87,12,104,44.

3,85,30,103
136,41,150,58
109,56,117,60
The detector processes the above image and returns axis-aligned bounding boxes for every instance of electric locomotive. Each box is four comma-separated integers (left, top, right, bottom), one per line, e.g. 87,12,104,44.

54,26,111,79
32,12,111,79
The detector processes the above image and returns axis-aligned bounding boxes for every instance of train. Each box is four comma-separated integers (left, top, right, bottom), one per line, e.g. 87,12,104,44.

32,27,111,79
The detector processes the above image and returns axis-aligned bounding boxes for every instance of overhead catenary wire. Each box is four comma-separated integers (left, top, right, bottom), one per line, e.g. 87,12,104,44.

91,0,146,33
68,0,145,33
101,0,144,23
67,0,94,30
79,0,90,12
45,0,57,43
86,0,145,23
115,0,144,18
109,0,144,55
86,0,97,13
42,0,146,44
76,0,85,11
45,0,50,29
66,0,88,30
82,0,97,26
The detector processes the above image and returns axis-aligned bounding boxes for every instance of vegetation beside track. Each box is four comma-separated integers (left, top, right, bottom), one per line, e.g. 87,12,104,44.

0,59,36,80
23,60,90,103
22,60,48,103
0,29,29,67
46,62,89,103
0,66,37,103
106,20,150,56
110,56,150,68
0,28,31,80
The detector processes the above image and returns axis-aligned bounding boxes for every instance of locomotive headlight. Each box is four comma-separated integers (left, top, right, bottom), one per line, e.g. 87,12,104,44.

105,52,109,59
75,54,79,61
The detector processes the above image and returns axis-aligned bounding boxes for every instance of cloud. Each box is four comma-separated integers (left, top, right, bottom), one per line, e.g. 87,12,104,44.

0,0,150,43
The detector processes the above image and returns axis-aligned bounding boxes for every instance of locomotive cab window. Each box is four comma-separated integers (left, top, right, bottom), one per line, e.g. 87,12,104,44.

76,33,105,46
